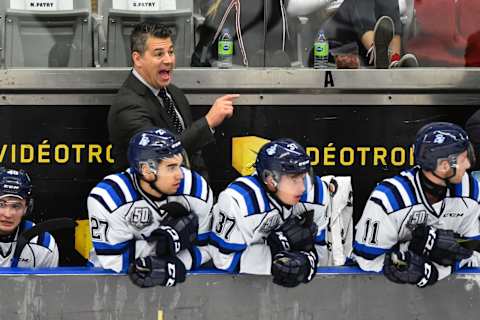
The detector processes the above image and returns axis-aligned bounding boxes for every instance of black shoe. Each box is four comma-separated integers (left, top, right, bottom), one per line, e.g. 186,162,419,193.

370,16,394,69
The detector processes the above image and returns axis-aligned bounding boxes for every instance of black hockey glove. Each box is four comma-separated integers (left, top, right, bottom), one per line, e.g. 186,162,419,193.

267,212,318,256
128,256,186,288
159,202,190,219
409,225,473,266
149,212,199,257
271,250,318,288
383,250,438,288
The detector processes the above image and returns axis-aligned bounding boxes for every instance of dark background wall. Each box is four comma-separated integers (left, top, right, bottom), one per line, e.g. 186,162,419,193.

1,68,479,265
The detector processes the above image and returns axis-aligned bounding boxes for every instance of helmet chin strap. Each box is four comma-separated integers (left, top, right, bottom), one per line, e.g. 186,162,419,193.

148,173,165,197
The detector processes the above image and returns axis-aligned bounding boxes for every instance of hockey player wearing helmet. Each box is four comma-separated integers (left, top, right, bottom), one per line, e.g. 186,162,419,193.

0,167,59,267
87,128,213,288
210,138,331,288
353,122,480,288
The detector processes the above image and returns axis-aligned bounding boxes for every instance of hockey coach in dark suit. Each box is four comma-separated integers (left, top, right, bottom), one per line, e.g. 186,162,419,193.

108,22,239,177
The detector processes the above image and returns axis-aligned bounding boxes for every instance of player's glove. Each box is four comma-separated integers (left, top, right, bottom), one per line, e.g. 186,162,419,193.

148,202,199,257
267,211,318,256
271,250,318,288
159,202,191,220
128,256,186,288
383,250,438,288
149,212,199,257
409,225,473,266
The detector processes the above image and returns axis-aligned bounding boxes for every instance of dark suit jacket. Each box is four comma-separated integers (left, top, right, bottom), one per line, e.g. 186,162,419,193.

108,72,215,175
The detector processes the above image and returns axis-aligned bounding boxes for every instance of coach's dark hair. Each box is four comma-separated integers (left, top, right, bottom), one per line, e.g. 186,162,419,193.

130,22,172,55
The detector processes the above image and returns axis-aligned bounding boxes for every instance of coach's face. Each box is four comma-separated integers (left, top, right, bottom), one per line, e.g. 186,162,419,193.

133,36,176,89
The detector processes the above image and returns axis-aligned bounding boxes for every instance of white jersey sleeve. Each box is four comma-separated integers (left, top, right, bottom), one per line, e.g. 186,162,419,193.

209,190,247,272
30,233,59,268
87,195,136,273
353,198,399,272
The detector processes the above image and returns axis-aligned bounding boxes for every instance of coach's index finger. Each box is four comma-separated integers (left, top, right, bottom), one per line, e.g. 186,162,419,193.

220,94,241,101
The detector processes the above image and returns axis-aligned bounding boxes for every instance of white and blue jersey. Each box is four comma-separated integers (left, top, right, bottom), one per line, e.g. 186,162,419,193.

353,166,480,280
210,173,330,275
87,167,213,273
0,220,58,268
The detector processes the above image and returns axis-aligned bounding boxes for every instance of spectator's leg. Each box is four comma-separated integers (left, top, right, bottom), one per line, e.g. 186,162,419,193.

376,0,401,60
348,0,395,67
374,0,419,67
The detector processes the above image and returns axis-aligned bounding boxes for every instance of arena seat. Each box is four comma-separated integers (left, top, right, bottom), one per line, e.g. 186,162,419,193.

96,0,194,67
405,0,480,66
0,0,92,67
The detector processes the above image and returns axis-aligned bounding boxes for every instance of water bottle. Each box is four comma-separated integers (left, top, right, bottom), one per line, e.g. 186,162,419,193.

218,28,233,69
313,30,329,69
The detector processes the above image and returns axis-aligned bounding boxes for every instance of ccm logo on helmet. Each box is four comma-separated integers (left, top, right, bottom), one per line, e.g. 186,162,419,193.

2,184,20,190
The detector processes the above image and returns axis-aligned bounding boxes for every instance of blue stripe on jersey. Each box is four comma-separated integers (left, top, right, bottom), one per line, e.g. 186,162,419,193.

118,172,139,201
21,220,34,232
210,233,247,252
193,171,203,199
245,175,271,212
353,241,389,260
300,190,308,202
393,175,417,206
315,229,326,245
471,176,479,201
229,183,256,215
376,184,401,213
39,232,51,249
193,245,202,269
316,176,325,205
454,182,462,197
226,251,242,273
97,181,123,208
189,170,198,197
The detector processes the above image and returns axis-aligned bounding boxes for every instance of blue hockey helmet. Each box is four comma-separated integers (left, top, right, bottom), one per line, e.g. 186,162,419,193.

0,167,32,200
255,138,311,184
128,128,185,174
414,122,475,171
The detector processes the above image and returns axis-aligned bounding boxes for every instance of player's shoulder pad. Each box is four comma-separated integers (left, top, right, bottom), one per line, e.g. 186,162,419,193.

89,169,140,213
369,171,419,214
448,173,480,202
19,220,56,251
175,167,211,202
300,175,328,206
226,174,272,216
